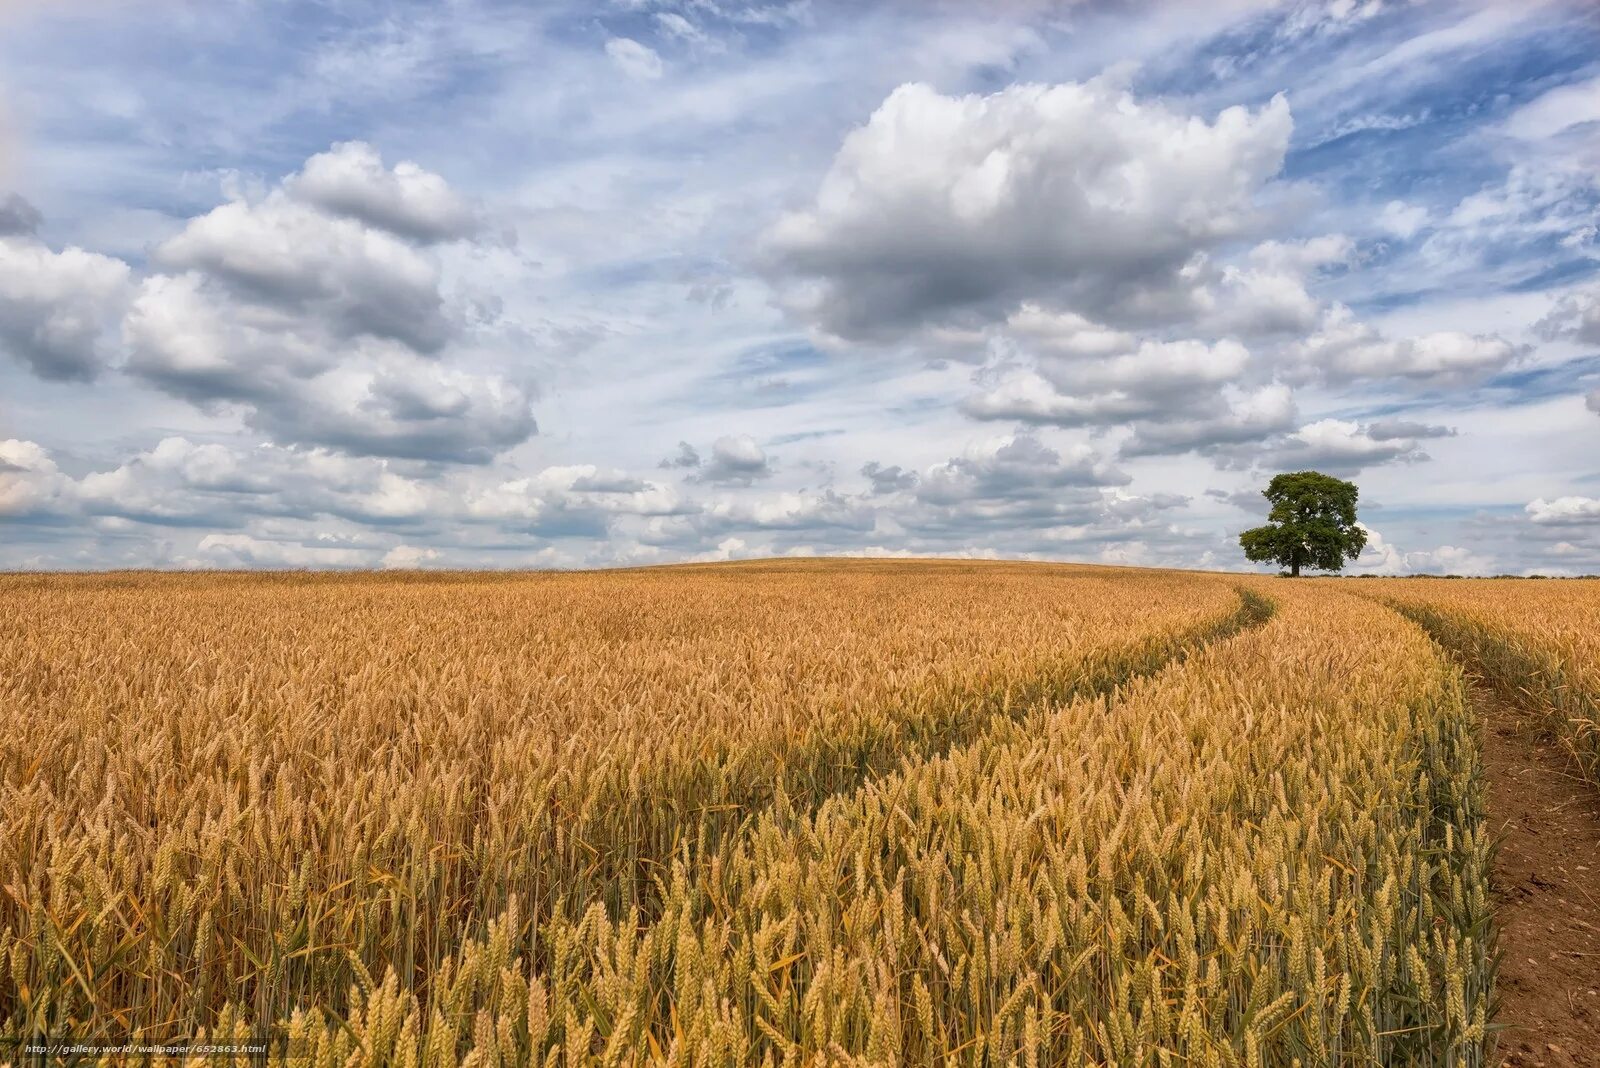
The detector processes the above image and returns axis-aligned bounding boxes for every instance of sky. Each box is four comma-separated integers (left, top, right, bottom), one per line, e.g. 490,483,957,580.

1,0,1598,575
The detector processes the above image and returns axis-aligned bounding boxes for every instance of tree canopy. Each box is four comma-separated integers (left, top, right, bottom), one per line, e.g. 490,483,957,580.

1239,471,1367,577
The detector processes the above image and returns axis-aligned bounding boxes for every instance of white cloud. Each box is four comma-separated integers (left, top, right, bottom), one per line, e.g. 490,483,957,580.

0,439,70,516
960,234,1355,457
917,431,1126,508
967,337,1252,428
0,233,131,380
689,535,748,563
1263,417,1428,474
695,434,773,485
4,432,711,559
1526,496,1600,524
606,37,665,80
69,436,440,526
1121,383,1298,458
654,12,720,51
466,464,691,537
152,192,452,354
1406,545,1494,576
961,367,1086,425
1355,524,1493,576
1425,162,1600,276
1537,281,1600,346
115,146,536,462
1503,74,1600,142
257,354,536,463
1313,108,1430,146
1003,305,1135,359
763,79,1294,342
381,544,442,569
643,429,1155,557
1156,410,1432,475
658,440,701,469
1377,199,1429,239
1288,305,1519,386
861,461,917,495
702,488,871,532
286,141,480,242
1279,0,1386,40
194,533,374,569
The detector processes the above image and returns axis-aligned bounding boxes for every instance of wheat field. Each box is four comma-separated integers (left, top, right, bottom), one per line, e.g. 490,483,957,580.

1370,578,1600,790
1,560,1579,1065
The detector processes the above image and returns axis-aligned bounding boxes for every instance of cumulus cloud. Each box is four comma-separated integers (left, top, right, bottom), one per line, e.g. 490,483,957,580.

194,533,374,569
381,544,442,569
69,436,439,527
1538,282,1600,346
117,145,535,462
970,235,1342,351
0,232,132,380
967,337,1252,428
694,434,774,485
1003,305,1135,358
1588,388,1600,415
951,236,1379,464
467,464,691,537
1196,235,1356,337
949,233,1365,465
701,489,873,533
861,461,917,494
254,356,536,464
920,432,1124,499
762,79,1293,343
658,440,701,469
150,194,453,354
0,439,70,517
1355,525,1494,576
1526,496,1600,524
644,429,1170,559
631,427,1156,560
1099,489,1189,524
75,437,277,525
1120,383,1298,459
5,433,715,563
1288,305,1519,386
1164,411,1431,474
1259,418,1429,474
1,144,533,463
285,141,480,243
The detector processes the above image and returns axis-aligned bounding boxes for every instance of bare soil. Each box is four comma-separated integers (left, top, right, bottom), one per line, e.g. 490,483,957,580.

1475,682,1600,1067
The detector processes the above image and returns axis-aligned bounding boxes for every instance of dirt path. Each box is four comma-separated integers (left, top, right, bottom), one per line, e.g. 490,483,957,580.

1474,681,1600,1067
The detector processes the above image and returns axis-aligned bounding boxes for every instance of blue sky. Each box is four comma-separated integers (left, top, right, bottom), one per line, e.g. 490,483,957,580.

2,0,1598,573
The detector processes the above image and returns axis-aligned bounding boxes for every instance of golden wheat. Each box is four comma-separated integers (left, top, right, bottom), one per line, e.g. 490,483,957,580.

0,563,1502,1064
1,561,1251,1062
336,578,1484,1066
1370,577,1600,787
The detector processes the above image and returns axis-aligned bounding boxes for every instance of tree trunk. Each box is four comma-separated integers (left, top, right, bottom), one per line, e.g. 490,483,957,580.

1291,559,1301,578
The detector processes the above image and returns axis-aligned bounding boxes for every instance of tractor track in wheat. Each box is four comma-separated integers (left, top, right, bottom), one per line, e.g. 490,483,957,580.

1470,680,1600,1067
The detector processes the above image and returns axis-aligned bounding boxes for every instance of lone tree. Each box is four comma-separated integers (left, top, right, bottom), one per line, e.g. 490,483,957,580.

1239,471,1367,577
